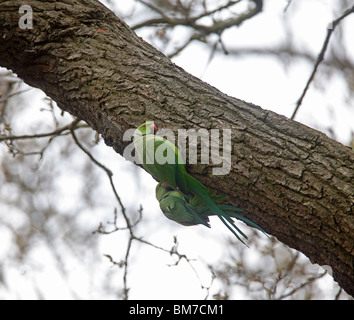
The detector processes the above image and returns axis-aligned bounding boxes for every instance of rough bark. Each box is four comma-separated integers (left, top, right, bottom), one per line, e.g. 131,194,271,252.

0,0,353,296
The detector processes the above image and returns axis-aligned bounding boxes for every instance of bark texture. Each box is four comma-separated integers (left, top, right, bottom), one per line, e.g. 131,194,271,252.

0,0,353,296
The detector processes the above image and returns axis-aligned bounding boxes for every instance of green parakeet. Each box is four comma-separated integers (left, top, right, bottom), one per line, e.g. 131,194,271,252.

156,183,210,227
134,121,263,243
156,183,266,243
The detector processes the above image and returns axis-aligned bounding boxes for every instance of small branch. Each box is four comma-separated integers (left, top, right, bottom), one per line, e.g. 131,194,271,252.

70,126,137,299
70,127,131,231
136,0,169,19
0,88,32,103
94,206,143,234
291,5,354,120
283,0,292,13
122,237,133,299
0,118,85,164
132,0,262,35
133,0,262,59
0,119,85,141
167,33,204,59
276,271,328,300
192,1,242,22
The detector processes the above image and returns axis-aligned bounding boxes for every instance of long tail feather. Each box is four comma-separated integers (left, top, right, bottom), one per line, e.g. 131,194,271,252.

185,174,248,243
221,207,268,237
218,215,248,246
218,204,246,214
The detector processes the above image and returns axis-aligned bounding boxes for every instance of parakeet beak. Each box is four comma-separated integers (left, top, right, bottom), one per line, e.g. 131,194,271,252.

150,123,157,134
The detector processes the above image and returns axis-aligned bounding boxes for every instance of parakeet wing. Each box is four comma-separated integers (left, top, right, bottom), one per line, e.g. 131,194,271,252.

135,134,188,190
159,192,210,227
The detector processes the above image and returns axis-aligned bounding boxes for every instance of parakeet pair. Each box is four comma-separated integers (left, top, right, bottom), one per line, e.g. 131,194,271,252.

133,121,265,244
156,182,266,244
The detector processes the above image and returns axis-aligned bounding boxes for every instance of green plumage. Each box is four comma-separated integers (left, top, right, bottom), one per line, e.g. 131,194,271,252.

156,183,266,243
156,183,210,227
134,124,188,191
134,122,266,244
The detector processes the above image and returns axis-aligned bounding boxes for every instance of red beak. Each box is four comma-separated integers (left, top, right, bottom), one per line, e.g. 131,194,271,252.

150,123,157,133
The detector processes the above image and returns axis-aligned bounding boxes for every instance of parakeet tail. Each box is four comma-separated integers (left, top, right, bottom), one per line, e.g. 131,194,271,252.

219,205,268,237
185,174,248,245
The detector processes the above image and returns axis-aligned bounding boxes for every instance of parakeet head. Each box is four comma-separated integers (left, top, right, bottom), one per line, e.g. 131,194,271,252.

134,121,157,137
155,182,169,202
156,182,186,202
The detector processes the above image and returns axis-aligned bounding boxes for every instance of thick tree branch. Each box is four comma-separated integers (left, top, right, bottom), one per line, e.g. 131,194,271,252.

0,0,353,296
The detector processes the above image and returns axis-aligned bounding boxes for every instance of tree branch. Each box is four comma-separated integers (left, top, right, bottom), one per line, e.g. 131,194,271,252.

133,0,262,35
291,5,354,120
0,0,353,296
0,119,85,141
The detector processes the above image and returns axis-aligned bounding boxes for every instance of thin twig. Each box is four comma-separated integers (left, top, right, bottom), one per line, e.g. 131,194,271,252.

132,0,261,35
276,271,328,300
70,127,131,230
70,126,137,298
137,0,169,19
0,88,32,103
0,119,86,141
291,5,354,120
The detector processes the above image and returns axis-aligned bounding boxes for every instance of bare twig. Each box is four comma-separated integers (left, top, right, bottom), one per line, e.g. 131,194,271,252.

94,205,144,234
133,0,262,36
70,127,130,229
283,0,292,13
290,5,354,120
0,88,32,103
70,125,136,299
0,119,86,141
0,75,21,122
137,0,169,19
133,0,240,30
133,0,262,60
276,271,328,300
167,32,204,59
104,233,210,299
0,119,87,165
